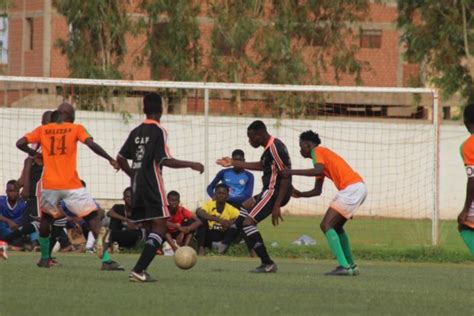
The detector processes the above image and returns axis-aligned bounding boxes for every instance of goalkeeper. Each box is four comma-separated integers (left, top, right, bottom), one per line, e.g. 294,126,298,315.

280,130,367,276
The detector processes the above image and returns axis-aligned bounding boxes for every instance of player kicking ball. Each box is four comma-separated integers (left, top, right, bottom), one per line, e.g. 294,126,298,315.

281,130,367,276
114,93,204,282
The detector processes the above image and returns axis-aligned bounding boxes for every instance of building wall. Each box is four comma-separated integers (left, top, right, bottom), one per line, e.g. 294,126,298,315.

5,0,418,89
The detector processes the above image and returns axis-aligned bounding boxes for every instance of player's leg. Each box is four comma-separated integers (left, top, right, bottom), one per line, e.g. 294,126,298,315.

243,192,281,273
334,220,358,274
320,208,353,275
458,224,474,255
129,218,166,282
219,197,256,253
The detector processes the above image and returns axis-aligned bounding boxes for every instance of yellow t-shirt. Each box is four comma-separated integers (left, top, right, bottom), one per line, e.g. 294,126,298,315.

200,200,239,230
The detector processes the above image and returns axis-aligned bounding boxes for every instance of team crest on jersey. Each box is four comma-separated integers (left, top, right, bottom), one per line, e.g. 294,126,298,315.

239,179,246,185
467,166,474,177
136,145,145,161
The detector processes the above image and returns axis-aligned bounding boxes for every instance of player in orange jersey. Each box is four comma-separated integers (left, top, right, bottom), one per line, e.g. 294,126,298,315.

281,130,367,276
458,103,474,255
16,103,123,270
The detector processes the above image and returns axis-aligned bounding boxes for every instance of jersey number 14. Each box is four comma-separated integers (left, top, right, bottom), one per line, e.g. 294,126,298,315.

48,135,66,155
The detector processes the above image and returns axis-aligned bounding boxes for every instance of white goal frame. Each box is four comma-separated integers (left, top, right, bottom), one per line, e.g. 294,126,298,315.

0,75,440,245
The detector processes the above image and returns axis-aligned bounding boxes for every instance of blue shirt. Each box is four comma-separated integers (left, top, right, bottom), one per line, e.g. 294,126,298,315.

0,196,28,225
207,168,254,207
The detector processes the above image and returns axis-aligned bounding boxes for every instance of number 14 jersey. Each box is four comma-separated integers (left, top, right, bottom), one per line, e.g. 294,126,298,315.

24,122,92,190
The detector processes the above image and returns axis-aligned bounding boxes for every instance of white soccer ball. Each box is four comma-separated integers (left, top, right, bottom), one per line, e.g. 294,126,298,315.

173,246,197,270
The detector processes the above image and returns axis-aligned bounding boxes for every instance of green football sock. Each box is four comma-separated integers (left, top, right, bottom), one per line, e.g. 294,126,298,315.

460,229,474,255
102,249,111,263
338,232,355,266
39,237,50,260
325,229,349,268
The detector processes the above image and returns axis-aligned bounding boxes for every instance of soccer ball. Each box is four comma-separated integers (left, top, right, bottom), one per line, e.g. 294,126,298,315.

174,246,197,270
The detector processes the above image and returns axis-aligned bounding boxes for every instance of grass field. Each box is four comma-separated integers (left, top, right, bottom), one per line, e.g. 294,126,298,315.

1,253,473,315
227,216,473,262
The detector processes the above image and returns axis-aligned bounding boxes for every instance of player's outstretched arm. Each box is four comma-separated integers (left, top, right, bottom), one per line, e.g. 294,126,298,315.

16,137,39,157
280,164,324,177
216,157,263,171
162,158,204,174
294,178,324,198
18,157,33,199
84,138,119,170
117,155,133,178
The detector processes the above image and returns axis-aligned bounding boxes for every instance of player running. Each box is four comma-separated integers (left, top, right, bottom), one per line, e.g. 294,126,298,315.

281,130,367,276
217,120,292,273
114,92,204,282
16,102,122,270
458,103,474,255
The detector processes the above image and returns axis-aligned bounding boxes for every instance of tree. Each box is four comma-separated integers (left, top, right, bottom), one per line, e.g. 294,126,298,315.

138,0,202,113
254,0,370,117
398,0,474,103
53,0,130,110
207,0,264,113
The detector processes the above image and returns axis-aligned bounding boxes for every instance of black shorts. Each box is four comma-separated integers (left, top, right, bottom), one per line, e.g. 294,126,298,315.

247,188,291,223
131,183,169,222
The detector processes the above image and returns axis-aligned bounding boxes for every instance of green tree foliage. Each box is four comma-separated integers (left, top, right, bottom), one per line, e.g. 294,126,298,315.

398,0,474,103
138,0,201,113
53,0,130,110
139,0,201,82
207,0,264,113
254,0,369,117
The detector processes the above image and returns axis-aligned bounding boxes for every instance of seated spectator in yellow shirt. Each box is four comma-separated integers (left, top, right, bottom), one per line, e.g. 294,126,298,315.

196,184,239,256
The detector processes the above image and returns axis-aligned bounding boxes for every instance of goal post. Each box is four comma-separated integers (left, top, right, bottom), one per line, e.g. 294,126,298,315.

0,75,440,246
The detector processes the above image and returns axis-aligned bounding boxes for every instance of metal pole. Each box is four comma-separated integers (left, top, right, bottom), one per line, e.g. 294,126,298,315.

432,90,440,246
204,89,210,203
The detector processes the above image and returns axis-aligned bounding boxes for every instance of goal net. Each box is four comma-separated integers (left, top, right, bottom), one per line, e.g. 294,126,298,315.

0,76,440,246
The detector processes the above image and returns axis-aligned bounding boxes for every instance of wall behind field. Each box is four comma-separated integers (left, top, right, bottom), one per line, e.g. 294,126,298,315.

0,108,467,220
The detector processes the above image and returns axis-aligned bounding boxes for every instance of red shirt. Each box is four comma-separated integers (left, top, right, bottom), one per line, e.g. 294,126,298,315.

167,206,193,233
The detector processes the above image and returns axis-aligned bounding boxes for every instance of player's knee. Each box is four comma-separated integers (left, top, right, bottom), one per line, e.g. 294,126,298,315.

242,216,255,227
320,221,333,233
82,210,98,222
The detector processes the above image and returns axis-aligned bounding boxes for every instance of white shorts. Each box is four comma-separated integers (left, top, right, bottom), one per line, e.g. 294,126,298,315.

39,187,97,219
330,182,367,219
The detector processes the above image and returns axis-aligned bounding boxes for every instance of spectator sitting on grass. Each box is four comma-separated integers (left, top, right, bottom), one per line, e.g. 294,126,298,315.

196,183,239,256
106,186,146,250
165,190,202,252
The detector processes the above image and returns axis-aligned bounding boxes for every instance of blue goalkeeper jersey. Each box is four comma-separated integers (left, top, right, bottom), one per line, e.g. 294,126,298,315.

207,168,254,207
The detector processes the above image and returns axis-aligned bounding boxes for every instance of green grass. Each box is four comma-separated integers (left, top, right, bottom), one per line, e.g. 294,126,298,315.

243,216,474,262
1,253,473,315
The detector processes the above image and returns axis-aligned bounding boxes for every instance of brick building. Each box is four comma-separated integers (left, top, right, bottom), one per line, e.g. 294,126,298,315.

2,0,436,117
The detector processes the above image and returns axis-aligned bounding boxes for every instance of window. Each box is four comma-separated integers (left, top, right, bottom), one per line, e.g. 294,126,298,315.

25,17,33,51
360,29,382,49
0,15,7,63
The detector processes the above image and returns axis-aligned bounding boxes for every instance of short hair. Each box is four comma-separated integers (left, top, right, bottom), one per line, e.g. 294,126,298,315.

143,93,163,115
6,179,17,188
123,187,131,195
247,120,267,132
215,183,229,192
232,149,245,158
50,110,60,123
167,190,180,199
464,103,474,124
299,130,321,146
